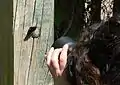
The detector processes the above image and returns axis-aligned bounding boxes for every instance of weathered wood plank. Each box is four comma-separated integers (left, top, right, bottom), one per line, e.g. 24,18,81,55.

27,0,54,85
14,0,35,84
14,0,54,85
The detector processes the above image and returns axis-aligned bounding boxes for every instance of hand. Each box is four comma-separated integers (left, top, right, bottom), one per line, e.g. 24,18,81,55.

45,44,69,77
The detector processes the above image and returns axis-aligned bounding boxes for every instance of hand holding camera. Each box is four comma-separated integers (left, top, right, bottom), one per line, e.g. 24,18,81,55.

45,37,75,85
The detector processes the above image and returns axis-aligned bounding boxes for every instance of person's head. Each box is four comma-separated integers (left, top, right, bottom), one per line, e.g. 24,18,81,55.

67,14,120,85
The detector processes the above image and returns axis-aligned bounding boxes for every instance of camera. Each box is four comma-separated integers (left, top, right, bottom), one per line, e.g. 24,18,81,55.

52,36,76,52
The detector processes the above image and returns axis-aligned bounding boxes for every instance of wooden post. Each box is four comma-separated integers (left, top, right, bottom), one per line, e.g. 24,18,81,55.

14,0,54,85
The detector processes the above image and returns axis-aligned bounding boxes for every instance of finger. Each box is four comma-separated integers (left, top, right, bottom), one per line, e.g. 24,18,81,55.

48,65,56,77
59,44,69,74
51,48,62,76
46,47,54,66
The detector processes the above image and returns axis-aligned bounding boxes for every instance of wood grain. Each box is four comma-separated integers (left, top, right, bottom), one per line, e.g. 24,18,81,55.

14,0,54,85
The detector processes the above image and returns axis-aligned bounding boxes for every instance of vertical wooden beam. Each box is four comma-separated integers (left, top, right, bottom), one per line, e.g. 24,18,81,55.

0,0,13,85
27,0,54,85
14,0,54,85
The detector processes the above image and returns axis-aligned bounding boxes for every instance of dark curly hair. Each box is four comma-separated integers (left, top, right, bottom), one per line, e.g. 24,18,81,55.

66,14,120,85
